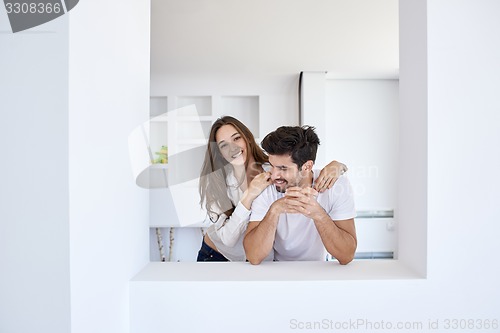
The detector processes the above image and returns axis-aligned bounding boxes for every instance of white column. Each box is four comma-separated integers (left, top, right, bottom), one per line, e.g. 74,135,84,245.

397,0,428,275
300,71,327,167
0,14,70,333
68,1,151,332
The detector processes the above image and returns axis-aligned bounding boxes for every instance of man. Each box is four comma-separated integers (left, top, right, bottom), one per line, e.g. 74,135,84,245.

244,126,357,265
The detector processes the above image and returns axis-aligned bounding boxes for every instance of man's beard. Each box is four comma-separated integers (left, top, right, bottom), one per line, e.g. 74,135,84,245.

273,178,299,193
273,178,287,193
274,184,286,193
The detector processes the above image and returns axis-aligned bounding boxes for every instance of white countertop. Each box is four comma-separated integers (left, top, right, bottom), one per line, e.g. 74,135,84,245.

131,259,421,282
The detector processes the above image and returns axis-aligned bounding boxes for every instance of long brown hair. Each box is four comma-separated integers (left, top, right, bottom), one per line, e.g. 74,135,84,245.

199,116,268,221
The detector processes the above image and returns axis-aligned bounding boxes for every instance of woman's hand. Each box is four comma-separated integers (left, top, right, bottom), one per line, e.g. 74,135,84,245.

314,160,348,193
240,172,272,210
248,171,272,198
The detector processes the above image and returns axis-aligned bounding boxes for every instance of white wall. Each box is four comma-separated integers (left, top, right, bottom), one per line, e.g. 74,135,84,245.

326,79,399,255
68,1,151,332
1,0,151,332
0,12,71,333
325,79,399,211
426,0,500,292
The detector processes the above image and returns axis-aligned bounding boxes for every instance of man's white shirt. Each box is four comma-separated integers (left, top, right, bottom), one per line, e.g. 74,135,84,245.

249,171,356,261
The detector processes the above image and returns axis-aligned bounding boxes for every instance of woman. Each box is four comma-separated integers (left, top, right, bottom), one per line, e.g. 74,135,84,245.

197,116,346,261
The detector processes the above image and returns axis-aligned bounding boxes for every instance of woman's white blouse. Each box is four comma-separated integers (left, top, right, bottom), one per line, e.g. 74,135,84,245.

206,171,249,261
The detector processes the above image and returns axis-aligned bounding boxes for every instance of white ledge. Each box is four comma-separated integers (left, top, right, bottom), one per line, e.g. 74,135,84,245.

131,260,422,282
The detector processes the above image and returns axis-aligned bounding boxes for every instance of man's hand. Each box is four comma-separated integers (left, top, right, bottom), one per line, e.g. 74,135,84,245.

284,187,328,220
285,186,356,265
268,196,291,215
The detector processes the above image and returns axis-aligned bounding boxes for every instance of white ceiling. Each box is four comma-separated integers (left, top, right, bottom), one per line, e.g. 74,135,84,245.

151,0,399,77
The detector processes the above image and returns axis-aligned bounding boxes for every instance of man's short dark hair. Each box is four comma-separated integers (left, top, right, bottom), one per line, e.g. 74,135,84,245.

261,125,320,169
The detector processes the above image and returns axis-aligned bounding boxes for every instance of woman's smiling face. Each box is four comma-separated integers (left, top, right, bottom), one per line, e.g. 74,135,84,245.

216,124,248,166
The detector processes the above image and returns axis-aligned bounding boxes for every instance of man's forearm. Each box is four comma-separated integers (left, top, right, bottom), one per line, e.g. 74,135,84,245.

244,208,280,265
314,214,357,264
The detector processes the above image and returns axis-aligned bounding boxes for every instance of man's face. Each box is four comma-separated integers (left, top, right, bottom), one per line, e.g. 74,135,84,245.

268,154,303,193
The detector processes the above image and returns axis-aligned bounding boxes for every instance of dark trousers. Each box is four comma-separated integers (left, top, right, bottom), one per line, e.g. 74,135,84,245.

196,239,229,262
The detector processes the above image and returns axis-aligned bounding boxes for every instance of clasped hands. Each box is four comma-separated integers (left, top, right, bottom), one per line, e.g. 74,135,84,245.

272,186,326,220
